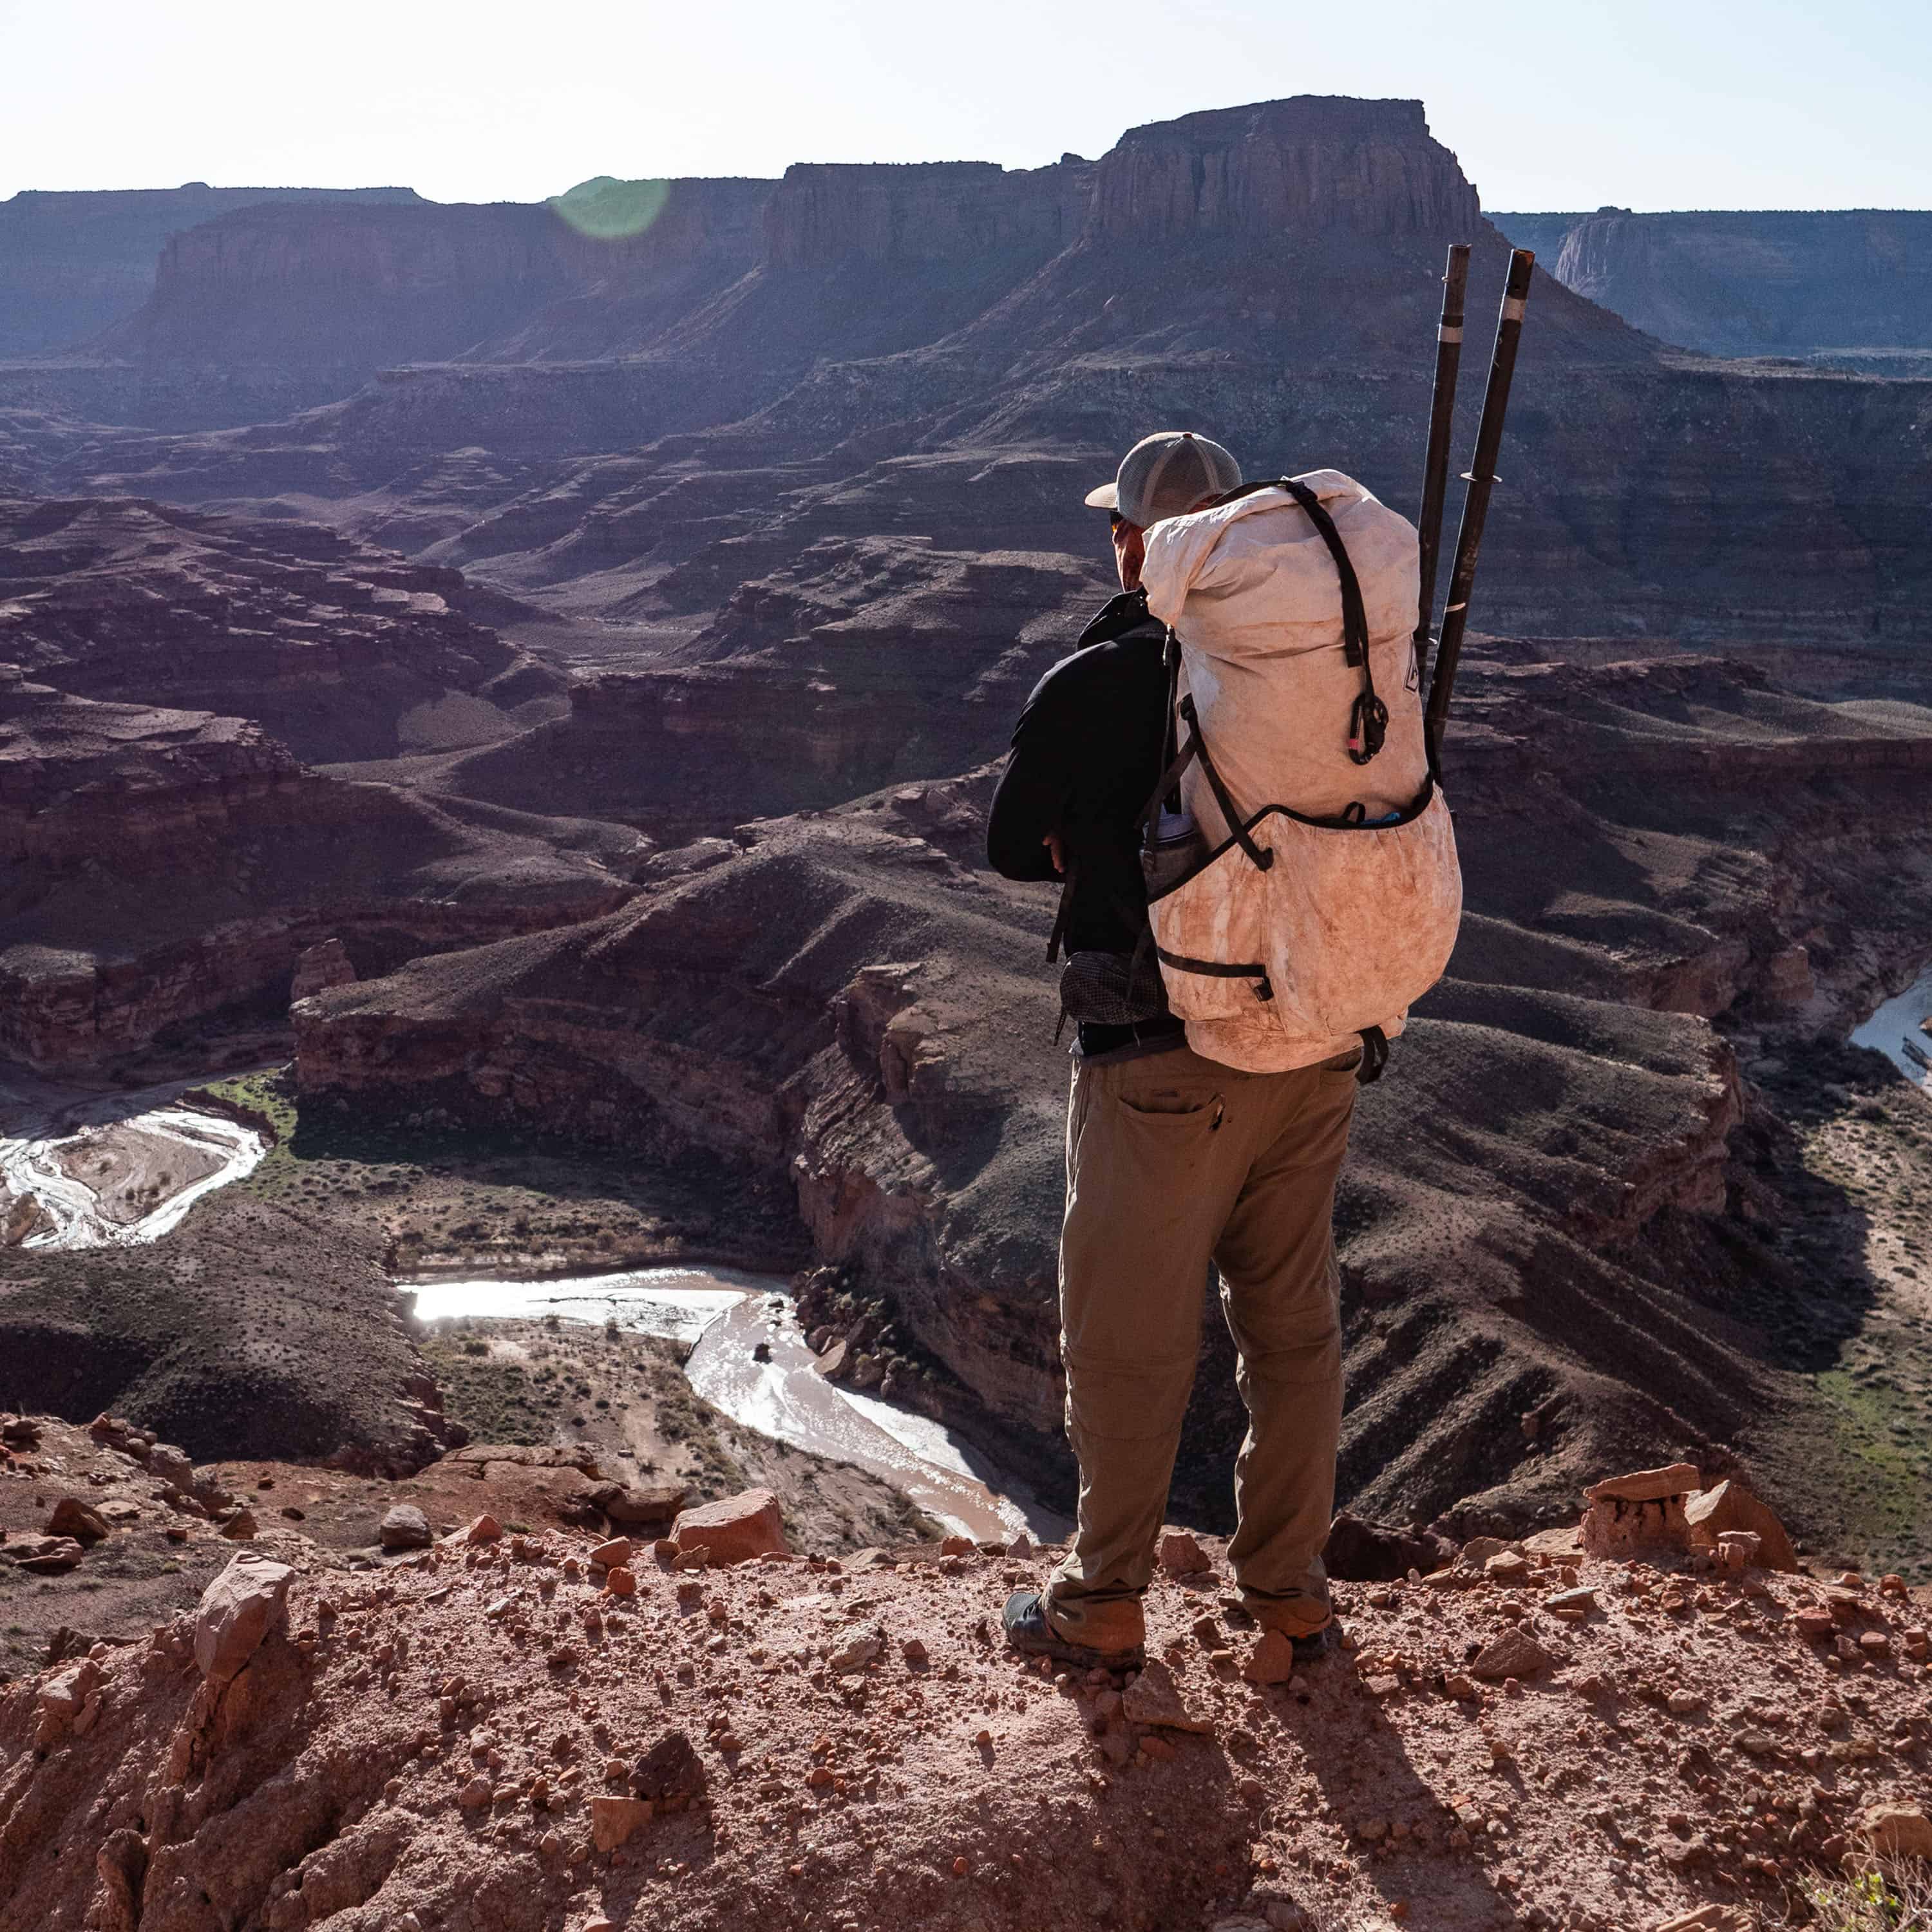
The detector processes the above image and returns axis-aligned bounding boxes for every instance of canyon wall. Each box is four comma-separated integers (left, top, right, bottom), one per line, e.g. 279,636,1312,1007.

1494,208,1932,365
1093,97,1481,242
0,183,420,355
0,495,530,762
0,668,639,1072
763,159,1094,269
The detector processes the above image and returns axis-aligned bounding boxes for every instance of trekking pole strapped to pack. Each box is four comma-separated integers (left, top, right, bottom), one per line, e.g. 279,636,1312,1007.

1412,243,1471,704
1423,248,1536,775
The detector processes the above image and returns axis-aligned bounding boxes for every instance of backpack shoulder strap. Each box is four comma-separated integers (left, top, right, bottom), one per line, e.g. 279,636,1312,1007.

1201,477,1390,767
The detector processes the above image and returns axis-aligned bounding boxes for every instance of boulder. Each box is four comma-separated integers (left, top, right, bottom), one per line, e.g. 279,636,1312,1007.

193,1551,294,1683
1716,1530,1762,1571
1586,1463,1702,1504
1683,1479,1798,1572
1857,1802,1932,1860
1157,1530,1208,1577
1583,1463,1700,1558
379,1504,431,1550
459,1513,502,1544
1121,1659,1215,1734
591,1797,654,1852
1321,1511,1454,1582
670,1488,788,1565
632,1730,706,1801
13,1536,84,1573
47,1497,111,1543
38,1658,102,1722
1240,1629,1298,1685
219,1510,258,1540
1469,1627,1557,1681
589,1537,633,1569
585,1480,687,1526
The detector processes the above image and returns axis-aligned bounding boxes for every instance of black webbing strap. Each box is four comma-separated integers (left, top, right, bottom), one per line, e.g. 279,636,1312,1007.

1276,477,1387,768
1136,629,1189,835
1179,697,1273,871
1206,477,1388,768
1045,861,1075,963
1155,945,1274,1001
1356,1025,1389,1085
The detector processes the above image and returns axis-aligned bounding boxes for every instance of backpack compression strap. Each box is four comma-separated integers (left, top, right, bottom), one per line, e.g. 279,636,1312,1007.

1136,630,1275,874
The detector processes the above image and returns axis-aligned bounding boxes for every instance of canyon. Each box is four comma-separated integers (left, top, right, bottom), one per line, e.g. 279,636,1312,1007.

3,91,1930,1619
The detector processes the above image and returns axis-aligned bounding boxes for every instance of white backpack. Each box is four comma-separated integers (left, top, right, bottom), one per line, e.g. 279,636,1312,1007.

1136,471,1463,1075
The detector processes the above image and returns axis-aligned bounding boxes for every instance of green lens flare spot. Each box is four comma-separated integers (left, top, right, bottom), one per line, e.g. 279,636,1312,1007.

548,176,671,242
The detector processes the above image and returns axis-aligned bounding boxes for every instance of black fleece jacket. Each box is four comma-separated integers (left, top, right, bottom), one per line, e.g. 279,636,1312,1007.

985,590,1186,1054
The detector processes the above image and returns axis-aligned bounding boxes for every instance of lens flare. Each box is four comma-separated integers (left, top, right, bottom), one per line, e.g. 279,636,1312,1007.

547,175,671,242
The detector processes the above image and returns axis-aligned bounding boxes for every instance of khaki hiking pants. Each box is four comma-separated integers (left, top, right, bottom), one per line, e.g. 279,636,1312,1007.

1045,1042,1356,1654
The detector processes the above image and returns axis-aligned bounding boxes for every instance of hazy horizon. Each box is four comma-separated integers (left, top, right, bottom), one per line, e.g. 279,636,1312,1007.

3,0,1927,213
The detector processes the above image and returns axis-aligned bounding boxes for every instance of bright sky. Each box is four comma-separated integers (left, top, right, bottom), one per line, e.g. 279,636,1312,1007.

2,0,1926,211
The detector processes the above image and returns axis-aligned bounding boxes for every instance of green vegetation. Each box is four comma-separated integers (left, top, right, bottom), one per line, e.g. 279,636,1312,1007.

1805,1860,1931,1930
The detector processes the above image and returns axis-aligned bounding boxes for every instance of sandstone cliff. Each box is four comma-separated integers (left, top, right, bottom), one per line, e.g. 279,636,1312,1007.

1501,208,1932,365
1093,97,1481,242
0,183,420,357
764,159,1093,269
26,180,772,426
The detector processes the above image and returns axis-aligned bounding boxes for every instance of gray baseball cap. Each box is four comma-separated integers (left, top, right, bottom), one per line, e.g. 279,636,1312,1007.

1084,430,1242,527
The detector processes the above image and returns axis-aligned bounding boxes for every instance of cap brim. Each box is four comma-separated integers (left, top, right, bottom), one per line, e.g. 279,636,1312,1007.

1083,482,1119,510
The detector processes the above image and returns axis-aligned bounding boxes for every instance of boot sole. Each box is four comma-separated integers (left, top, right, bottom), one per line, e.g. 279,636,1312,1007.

1005,1624,1146,1671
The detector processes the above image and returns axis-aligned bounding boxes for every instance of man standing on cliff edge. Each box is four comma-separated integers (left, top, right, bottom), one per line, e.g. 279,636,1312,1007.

985,430,1356,1668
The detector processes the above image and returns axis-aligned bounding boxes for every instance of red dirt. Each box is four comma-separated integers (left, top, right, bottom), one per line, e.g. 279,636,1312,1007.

5,1493,1928,1932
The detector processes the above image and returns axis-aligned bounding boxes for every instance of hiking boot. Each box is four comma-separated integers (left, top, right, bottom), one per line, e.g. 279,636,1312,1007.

1244,1596,1338,1660
1001,1590,1145,1671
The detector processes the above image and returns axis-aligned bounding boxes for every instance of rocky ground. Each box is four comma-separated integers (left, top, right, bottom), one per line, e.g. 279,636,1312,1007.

0,1403,928,1692
4,1446,1931,1932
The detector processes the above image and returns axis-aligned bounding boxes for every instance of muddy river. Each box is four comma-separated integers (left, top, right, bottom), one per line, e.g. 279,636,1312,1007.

405,1267,1066,1546
1852,968,1932,1091
0,1070,1059,1545
0,1074,268,1249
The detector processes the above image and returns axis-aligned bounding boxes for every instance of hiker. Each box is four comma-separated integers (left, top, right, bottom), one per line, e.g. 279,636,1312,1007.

986,430,1460,1668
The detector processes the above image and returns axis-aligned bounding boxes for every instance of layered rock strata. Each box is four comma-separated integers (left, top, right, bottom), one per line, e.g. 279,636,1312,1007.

0,495,532,762
6,97,1929,648
293,647,1932,1528
0,670,639,1071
